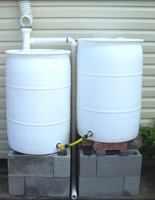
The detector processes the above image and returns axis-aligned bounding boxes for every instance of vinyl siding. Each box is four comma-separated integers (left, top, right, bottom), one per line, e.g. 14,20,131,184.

0,0,155,158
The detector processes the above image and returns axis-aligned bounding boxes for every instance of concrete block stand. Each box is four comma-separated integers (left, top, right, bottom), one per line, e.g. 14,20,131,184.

8,149,70,197
78,148,142,198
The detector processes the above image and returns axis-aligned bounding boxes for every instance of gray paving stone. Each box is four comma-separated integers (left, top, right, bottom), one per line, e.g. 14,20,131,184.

25,177,70,197
8,176,24,196
79,149,96,177
97,149,142,177
8,150,54,177
79,176,124,197
123,176,140,196
54,148,70,177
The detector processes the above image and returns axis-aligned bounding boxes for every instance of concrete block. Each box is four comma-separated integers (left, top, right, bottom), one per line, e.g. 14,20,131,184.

79,176,124,197
8,150,54,177
25,177,70,197
124,176,140,196
97,149,142,177
79,149,96,177
8,176,24,195
54,148,70,177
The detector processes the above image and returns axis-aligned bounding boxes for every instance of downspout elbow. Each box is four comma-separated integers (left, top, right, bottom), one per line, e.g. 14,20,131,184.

19,0,33,27
67,37,76,47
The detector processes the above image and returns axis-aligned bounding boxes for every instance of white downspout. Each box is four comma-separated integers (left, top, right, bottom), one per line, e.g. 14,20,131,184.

19,0,33,51
19,1,77,199
19,0,33,27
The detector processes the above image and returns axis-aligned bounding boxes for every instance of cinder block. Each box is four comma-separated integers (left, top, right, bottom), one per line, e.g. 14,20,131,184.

54,148,70,177
123,176,140,196
25,177,70,197
8,150,54,177
97,149,142,177
8,176,24,195
79,177,124,197
79,149,96,177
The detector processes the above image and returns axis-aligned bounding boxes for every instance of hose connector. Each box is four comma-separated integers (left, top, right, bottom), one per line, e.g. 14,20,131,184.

87,131,93,137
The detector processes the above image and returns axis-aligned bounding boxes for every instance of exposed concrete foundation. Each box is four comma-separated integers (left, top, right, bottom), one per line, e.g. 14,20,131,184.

8,149,70,197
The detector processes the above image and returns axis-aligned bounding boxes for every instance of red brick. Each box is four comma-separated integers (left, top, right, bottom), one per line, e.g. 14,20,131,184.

93,142,128,151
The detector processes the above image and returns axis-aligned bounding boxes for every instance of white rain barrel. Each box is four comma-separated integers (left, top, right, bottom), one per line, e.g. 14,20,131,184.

6,49,71,155
77,38,143,143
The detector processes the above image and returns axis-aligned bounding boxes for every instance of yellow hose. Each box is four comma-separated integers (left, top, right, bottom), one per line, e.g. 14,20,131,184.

69,138,83,147
56,131,93,151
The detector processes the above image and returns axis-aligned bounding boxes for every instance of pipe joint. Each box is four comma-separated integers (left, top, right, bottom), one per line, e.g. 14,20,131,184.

67,37,77,47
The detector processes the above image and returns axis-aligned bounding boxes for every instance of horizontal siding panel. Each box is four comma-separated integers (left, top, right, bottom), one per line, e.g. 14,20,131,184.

30,1,155,7
0,76,5,87
0,140,9,150
140,119,154,127
2,7,155,19
1,1,155,7
0,54,6,64
143,54,155,64
0,109,6,119
143,66,155,76
142,87,155,97
142,77,155,87
141,109,155,119
0,42,22,52
142,42,155,53
31,18,155,30
0,42,69,53
142,98,155,108
0,150,9,158
0,7,19,18
0,119,7,129
0,130,7,140
0,18,155,30
0,65,5,76
0,98,6,109
1,30,155,42
0,88,6,98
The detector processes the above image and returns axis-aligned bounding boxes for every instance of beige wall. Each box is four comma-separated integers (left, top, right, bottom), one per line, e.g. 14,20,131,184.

0,1,155,158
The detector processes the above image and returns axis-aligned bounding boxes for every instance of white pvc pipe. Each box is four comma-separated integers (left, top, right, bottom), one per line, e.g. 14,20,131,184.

21,28,31,51
71,46,77,200
30,37,76,47
31,37,67,44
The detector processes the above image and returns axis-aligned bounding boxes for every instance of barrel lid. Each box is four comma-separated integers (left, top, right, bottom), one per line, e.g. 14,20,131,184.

77,38,144,43
5,49,71,55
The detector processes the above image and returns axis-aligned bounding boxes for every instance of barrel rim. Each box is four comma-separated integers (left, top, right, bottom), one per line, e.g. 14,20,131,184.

5,49,71,55
77,38,144,43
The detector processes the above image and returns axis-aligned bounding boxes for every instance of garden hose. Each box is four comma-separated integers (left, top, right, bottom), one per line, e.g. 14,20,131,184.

56,131,93,152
